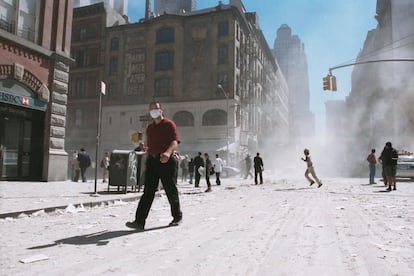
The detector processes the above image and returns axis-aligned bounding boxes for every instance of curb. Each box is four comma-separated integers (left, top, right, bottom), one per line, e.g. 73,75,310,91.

0,196,141,219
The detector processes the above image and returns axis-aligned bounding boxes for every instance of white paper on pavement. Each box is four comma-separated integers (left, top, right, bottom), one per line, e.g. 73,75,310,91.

19,254,49,264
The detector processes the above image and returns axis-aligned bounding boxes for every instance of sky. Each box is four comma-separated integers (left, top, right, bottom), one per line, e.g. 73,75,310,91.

127,0,378,132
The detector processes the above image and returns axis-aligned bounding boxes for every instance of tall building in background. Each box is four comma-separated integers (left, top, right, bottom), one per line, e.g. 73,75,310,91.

0,0,73,181
154,0,196,15
73,0,128,16
272,24,314,145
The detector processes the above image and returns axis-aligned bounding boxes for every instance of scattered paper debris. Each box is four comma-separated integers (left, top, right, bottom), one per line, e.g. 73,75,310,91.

20,254,49,264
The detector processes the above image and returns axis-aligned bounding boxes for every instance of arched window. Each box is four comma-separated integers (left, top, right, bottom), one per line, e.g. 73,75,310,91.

173,111,194,127
202,109,226,126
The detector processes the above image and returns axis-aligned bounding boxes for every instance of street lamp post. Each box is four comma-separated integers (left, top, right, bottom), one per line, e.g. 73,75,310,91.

217,84,229,165
93,81,106,195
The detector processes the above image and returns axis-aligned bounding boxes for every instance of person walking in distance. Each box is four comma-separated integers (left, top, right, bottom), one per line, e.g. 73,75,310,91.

378,146,388,187
75,148,91,182
188,158,195,184
193,152,204,188
213,153,224,185
70,150,80,182
379,142,398,191
253,152,264,185
180,155,189,183
204,153,212,192
126,102,182,231
366,148,377,184
101,151,110,183
243,154,253,179
301,148,322,188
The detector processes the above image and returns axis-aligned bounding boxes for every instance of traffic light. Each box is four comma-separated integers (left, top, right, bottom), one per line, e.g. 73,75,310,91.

323,75,331,90
331,75,337,91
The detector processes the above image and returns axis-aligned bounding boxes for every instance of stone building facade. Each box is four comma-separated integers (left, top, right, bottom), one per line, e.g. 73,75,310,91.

0,0,73,181
67,0,289,166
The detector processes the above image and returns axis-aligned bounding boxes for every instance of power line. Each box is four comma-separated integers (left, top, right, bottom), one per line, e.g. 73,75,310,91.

334,32,414,67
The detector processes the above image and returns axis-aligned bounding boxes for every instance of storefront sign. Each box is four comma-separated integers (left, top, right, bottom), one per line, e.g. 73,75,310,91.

0,91,47,111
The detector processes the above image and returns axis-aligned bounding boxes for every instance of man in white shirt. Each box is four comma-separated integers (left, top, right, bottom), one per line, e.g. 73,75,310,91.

213,154,224,185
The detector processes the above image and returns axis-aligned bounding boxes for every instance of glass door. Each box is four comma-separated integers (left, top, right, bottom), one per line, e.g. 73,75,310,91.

1,116,20,178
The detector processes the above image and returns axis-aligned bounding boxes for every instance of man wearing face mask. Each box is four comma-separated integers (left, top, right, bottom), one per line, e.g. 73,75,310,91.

126,102,182,231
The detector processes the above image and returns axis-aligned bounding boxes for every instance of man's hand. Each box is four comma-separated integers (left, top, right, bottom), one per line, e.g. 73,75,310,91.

160,152,171,163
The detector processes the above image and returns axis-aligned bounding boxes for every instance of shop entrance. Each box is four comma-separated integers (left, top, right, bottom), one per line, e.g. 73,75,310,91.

0,103,44,180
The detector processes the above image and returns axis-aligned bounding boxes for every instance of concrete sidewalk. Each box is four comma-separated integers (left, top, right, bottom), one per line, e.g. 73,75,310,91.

0,179,142,218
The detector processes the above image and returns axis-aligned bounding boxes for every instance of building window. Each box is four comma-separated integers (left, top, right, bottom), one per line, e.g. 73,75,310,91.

236,47,240,68
154,77,173,97
75,109,82,127
218,44,228,64
109,57,118,74
0,0,40,42
74,78,84,97
155,51,174,71
79,27,87,41
75,49,86,67
156,27,174,44
202,109,227,126
218,21,228,37
110,37,119,50
173,111,194,127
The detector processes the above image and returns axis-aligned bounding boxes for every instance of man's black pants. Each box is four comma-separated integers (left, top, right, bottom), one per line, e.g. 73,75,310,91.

135,155,182,226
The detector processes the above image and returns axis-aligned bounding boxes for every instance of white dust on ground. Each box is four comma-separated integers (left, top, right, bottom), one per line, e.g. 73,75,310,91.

1,176,413,276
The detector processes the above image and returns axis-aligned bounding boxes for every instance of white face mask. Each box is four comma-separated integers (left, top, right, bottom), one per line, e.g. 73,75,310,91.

150,109,162,119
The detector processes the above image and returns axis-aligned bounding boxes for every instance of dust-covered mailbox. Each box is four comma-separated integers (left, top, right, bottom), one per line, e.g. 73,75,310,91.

108,150,146,193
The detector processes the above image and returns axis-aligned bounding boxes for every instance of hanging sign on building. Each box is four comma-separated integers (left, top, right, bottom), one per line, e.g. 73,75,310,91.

0,90,47,111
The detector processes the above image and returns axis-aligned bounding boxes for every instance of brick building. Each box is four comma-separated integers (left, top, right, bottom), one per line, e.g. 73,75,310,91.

0,0,73,181
67,0,289,166
66,3,127,179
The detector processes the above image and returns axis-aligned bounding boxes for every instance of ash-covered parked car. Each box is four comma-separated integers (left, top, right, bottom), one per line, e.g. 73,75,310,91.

396,154,414,180
197,166,240,178
220,166,241,178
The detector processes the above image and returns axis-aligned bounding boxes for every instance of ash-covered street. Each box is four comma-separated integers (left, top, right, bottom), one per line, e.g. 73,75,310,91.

1,176,413,276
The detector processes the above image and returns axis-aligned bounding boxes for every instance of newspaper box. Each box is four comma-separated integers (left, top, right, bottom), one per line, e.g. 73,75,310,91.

108,150,146,193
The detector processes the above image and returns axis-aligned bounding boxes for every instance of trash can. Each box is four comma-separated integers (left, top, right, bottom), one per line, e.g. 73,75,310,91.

108,150,146,193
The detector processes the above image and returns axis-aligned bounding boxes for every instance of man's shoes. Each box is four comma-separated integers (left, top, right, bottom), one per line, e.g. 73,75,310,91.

393,186,396,190
310,181,315,186
386,187,391,191
125,221,144,231
317,183,323,188
169,218,182,227
205,188,212,192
